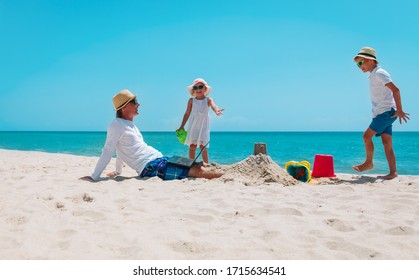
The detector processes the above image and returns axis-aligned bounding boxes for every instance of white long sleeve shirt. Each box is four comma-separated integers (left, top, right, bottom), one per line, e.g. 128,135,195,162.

91,118,163,181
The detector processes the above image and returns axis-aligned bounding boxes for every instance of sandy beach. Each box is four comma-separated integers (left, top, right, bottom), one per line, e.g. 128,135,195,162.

1,148,418,260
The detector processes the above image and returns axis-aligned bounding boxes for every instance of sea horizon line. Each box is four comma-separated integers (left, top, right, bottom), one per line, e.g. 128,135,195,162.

1,130,418,133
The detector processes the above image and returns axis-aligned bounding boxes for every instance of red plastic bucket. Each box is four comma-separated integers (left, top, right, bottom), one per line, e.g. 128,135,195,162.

311,154,336,178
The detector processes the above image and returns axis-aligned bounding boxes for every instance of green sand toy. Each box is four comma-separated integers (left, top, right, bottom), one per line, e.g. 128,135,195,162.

176,129,187,144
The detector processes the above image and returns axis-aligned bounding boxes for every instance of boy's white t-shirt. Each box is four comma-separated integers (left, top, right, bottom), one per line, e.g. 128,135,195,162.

369,66,396,118
91,118,163,181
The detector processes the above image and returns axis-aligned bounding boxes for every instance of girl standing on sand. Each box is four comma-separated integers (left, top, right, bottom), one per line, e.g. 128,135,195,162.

177,78,224,164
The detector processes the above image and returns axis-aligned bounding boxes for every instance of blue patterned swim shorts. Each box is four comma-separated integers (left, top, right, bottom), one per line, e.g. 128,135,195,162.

140,157,189,180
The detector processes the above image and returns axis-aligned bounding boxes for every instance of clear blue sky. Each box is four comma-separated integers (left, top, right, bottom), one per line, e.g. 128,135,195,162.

1,0,418,131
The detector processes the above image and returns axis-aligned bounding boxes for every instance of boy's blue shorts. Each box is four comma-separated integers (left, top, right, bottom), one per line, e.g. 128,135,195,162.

369,108,397,137
140,157,189,180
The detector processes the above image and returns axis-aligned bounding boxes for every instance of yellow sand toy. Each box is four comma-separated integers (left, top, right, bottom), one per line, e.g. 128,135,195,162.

285,160,312,182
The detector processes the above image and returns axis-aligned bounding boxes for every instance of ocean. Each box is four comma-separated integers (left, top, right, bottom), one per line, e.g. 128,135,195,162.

1,131,418,175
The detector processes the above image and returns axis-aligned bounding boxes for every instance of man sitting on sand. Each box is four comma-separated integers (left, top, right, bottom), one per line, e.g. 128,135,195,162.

80,89,223,182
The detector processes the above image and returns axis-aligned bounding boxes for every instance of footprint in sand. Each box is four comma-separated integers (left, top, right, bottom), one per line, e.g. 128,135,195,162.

82,193,95,202
325,218,355,232
6,215,28,226
54,229,77,251
56,202,65,210
384,226,414,235
325,240,379,259
170,241,208,254
67,193,95,203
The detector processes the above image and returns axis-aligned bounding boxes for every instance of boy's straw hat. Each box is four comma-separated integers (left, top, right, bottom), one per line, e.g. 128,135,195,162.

112,89,136,111
187,78,212,97
354,47,379,62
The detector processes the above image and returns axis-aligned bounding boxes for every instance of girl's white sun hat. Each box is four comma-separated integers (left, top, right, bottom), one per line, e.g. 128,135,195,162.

187,78,212,97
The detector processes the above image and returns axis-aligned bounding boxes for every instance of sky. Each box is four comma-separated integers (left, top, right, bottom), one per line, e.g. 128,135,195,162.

1,0,418,132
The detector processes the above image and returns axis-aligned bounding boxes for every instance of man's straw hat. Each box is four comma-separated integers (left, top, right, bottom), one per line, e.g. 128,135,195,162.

112,89,136,111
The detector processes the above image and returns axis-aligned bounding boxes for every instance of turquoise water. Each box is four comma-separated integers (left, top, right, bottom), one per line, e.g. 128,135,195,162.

1,131,418,175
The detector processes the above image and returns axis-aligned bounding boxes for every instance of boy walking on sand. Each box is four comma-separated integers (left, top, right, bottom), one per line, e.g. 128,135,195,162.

353,47,409,179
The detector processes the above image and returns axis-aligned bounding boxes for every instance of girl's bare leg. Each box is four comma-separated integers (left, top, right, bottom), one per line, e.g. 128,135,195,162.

189,144,197,159
200,145,209,164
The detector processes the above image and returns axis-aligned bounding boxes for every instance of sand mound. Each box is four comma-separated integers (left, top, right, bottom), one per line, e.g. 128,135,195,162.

214,154,298,186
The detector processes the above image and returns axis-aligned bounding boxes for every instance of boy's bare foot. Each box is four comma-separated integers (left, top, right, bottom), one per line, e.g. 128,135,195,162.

378,173,398,180
352,162,373,172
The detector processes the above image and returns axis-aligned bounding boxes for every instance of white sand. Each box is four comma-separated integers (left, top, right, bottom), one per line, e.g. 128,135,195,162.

1,148,419,260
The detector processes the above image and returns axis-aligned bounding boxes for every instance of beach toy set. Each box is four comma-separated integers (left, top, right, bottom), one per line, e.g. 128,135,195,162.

285,154,336,182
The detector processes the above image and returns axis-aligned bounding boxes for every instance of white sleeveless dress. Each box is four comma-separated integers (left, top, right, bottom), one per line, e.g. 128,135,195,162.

185,97,210,147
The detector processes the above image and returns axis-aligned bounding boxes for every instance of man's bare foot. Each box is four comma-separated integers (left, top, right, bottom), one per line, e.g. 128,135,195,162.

352,162,373,172
379,173,398,180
